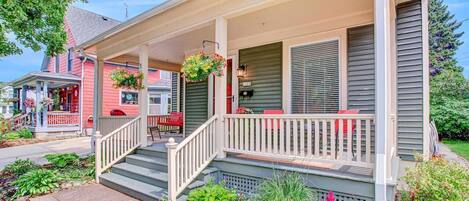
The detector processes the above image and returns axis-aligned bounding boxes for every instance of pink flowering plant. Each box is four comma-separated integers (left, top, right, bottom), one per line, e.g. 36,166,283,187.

40,97,53,107
23,98,35,109
181,52,225,82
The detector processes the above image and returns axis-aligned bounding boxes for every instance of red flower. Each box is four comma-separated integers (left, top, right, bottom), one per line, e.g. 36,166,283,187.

326,191,335,201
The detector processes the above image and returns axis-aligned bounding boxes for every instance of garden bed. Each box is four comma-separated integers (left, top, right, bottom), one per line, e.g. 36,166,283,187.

0,153,95,200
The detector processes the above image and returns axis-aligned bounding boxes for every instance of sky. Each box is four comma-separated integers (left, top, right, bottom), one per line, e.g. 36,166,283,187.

0,0,468,83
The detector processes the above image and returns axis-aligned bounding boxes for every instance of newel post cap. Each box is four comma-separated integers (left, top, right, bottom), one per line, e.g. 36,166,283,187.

166,137,178,149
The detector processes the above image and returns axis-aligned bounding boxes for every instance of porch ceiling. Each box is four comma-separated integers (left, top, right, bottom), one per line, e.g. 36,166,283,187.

95,0,373,67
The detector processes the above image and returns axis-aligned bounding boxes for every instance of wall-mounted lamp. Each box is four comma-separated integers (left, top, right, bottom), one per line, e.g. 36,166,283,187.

237,64,248,78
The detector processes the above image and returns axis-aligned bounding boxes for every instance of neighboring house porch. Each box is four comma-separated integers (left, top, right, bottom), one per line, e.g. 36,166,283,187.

80,0,430,200
9,72,81,134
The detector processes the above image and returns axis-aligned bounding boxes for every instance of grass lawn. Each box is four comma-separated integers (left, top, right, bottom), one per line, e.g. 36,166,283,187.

443,140,469,160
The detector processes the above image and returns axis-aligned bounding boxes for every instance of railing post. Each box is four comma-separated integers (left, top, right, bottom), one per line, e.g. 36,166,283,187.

166,137,178,201
95,131,102,183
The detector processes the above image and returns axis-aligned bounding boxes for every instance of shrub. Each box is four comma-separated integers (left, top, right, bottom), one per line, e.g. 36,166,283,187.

4,132,20,140
188,180,239,201
254,172,316,201
44,153,80,168
401,157,469,200
17,128,33,139
2,159,39,176
12,169,59,198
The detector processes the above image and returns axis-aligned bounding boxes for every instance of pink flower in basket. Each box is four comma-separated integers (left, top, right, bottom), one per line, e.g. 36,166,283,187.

326,191,335,201
24,98,35,108
236,107,254,114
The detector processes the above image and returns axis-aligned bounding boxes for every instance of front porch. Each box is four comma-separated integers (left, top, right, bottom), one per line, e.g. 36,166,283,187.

10,72,82,134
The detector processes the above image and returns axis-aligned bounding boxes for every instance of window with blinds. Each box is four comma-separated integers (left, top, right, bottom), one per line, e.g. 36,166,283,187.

291,40,339,114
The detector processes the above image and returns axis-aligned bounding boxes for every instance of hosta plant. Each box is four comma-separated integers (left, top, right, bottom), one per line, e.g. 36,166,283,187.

44,153,80,168
2,159,39,176
188,180,239,201
12,169,59,198
110,69,144,90
181,52,225,82
254,172,317,201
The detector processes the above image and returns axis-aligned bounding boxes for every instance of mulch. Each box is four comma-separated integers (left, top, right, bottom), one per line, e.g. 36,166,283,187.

0,138,61,148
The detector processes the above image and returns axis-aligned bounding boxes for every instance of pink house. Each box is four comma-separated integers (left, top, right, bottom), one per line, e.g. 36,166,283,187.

9,7,173,136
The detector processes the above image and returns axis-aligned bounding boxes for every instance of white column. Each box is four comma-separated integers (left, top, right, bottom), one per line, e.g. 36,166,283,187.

215,16,227,158
139,45,149,146
374,0,390,200
21,85,27,111
42,82,48,128
92,58,104,151
35,81,42,128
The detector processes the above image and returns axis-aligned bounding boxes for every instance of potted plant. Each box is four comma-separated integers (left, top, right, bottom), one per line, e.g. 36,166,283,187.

23,98,35,113
181,52,225,82
110,69,144,90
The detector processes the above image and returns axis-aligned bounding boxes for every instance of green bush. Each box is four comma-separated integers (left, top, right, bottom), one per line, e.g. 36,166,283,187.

188,180,240,201
254,173,316,201
2,159,39,176
12,169,59,198
17,128,33,139
44,153,80,168
401,157,469,200
4,132,20,140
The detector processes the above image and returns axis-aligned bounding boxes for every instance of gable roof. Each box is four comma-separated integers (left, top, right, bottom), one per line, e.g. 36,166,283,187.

66,6,120,46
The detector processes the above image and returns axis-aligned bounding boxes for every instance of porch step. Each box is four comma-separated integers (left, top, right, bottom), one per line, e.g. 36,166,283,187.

137,146,168,158
112,163,168,188
126,154,168,172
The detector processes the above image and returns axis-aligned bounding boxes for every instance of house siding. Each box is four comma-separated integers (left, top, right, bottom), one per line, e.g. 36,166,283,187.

171,72,179,112
396,0,424,160
347,25,375,114
184,81,208,134
238,42,282,113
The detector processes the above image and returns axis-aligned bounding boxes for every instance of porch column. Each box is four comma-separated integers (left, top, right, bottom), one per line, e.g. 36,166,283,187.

21,85,27,111
215,16,227,158
35,81,42,128
42,82,48,128
92,57,104,152
139,44,149,147
374,0,391,199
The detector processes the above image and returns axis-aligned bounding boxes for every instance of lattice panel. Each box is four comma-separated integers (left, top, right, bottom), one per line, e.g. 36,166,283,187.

220,172,261,196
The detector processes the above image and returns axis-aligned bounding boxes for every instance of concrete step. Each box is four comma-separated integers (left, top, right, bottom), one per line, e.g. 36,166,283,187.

126,154,168,172
112,163,168,188
137,146,167,158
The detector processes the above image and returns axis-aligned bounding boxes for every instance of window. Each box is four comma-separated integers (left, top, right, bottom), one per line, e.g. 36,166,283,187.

167,97,172,113
290,40,339,114
67,48,73,72
120,91,138,105
148,94,161,115
160,71,171,79
149,96,161,104
55,56,60,73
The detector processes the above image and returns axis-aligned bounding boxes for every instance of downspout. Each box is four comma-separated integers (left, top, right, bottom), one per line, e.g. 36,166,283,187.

79,49,98,150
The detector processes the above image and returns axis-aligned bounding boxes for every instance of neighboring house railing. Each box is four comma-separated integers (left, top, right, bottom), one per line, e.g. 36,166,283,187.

95,116,141,181
47,113,80,127
223,114,375,168
166,115,218,201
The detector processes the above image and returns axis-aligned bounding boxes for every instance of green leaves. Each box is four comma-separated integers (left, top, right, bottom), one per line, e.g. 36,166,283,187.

3,159,39,176
110,69,145,90
12,169,59,198
401,157,469,200
188,180,240,201
254,173,316,201
0,0,86,57
44,153,80,168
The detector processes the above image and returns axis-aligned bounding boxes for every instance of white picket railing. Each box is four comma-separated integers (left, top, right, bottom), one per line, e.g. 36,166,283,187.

223,114,375,168
95,116,141,181
166,115,218,201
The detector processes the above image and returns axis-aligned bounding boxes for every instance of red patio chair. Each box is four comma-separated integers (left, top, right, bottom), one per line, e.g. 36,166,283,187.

264,110,283,129
110,109,126,116
334,109,360,136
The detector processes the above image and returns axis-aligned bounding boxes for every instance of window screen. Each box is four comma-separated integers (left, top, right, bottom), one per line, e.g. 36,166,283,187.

291,40,339,114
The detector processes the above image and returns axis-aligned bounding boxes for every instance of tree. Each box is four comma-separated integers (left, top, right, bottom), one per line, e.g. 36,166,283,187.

429,0,464,74
0,0,85,57
429,0,469,140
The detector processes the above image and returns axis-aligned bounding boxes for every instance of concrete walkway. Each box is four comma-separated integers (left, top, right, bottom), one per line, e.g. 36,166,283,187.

0,137,91,169
439,143,469,168
29,184,137,201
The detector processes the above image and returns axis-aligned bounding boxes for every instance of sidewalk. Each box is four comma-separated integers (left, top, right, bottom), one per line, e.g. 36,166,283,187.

439,143,469,168
0,137,91,169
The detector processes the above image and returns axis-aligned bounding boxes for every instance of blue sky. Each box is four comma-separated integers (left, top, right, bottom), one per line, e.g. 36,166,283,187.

0,0,468,82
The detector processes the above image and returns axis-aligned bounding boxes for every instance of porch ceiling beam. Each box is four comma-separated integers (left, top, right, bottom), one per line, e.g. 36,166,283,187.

95,0,292,60
108,54,181,72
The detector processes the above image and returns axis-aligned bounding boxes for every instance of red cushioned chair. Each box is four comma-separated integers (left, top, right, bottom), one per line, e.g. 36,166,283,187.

334,109,360,158
264,110,283,129
110,109,126,116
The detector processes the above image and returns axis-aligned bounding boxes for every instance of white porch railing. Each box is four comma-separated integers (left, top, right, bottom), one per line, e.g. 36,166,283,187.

47,113,80,127
98,116,137,135
223,114,375,168
166,115,218,201
95,116,141,181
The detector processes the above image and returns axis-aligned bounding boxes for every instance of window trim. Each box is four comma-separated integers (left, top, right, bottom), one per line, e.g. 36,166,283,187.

67,48,73,72
119,90,139,106
287,37,343,114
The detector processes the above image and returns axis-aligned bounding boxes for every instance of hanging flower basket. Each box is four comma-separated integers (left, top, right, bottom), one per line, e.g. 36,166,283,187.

181,52,225,82
110,69,144,90
40,97,53,107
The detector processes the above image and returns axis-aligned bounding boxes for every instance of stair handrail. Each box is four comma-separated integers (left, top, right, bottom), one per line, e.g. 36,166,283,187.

95,116,142,182
166,115,219,201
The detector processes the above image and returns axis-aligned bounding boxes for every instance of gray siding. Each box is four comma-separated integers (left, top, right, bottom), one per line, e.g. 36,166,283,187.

184,80,208,134
347,25,375,114
171,72,178,112
238,42,282,113
396,0,424,160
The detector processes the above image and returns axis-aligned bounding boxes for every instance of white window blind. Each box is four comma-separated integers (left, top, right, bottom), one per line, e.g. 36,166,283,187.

291,40,339,114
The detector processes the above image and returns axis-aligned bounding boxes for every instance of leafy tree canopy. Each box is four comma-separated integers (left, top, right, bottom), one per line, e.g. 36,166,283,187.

0,0,85,57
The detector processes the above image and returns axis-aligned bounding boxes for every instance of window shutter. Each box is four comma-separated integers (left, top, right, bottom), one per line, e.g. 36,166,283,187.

291,40,339,114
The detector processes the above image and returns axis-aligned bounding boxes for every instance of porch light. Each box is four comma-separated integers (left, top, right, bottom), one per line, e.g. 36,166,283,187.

237,64,247,78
